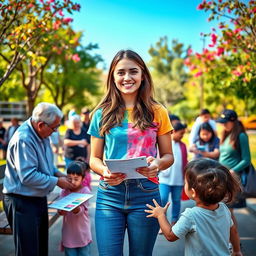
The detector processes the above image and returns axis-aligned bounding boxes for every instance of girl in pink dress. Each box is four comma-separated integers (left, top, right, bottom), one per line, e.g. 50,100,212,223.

58,161,92,256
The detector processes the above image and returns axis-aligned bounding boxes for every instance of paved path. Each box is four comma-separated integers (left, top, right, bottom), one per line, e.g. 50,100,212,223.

1,174,256,255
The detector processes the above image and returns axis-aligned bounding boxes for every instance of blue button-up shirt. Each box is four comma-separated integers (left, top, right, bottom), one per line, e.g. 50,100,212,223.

3,118,58,197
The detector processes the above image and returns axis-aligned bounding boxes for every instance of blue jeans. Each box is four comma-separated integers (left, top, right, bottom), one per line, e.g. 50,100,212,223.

64,243,91,256
159,184,183,222
95,179,161,256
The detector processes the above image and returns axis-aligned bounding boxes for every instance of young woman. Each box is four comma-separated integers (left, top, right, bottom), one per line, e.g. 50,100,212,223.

88,50,174,256
217,109,251,228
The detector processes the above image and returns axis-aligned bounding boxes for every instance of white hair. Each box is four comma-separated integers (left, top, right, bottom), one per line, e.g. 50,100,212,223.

69,114,81,122
32,102,63,125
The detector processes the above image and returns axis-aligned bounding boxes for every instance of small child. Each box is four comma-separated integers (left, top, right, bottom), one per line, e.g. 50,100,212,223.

58,161,92,256
145,158,243,256
158,122,188,226
189,122,220,160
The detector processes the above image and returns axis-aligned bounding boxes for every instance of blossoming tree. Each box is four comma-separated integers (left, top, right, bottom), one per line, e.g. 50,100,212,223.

185,0,256,112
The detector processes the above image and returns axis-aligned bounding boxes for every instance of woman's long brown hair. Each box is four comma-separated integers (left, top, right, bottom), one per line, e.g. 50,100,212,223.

91,50,158,136
220,120,246,149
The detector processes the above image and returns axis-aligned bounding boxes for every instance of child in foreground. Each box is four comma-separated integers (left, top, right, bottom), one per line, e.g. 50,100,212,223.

58,161,92,256
145,158,243,256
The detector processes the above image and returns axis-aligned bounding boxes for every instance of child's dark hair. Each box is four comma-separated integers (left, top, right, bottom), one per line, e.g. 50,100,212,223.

67,160,89,178
198,122,215,143
185,158,241,205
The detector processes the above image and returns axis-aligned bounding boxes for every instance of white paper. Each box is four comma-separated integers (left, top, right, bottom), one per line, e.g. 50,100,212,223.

105,156,148,179
48,192,93,211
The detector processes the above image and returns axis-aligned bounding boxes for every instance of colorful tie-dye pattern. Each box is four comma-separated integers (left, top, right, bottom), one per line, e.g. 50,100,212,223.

88,104,172,162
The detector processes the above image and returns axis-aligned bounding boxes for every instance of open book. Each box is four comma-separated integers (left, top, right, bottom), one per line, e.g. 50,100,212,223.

49,192,93,212
105,156,148,179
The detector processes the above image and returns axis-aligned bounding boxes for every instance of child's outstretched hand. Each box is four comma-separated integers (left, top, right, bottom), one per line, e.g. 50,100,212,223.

145,199,170,218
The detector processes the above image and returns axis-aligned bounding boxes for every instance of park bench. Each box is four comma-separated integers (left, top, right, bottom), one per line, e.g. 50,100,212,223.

0,164,60,235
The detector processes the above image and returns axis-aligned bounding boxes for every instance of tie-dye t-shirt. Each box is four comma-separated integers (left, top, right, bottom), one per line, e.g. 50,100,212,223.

88,104,172,161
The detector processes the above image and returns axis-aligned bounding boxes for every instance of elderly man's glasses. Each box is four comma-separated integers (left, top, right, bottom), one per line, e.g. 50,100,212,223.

44,122,60,132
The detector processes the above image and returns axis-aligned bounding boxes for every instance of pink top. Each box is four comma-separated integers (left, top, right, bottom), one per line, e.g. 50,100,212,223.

60,186,92,249
82,171,92,191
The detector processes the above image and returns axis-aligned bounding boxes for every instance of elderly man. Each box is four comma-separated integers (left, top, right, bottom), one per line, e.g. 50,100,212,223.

3,102,74,256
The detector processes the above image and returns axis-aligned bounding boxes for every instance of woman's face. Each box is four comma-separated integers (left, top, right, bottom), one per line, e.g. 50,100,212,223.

199,129,212,142
222,121,234,132
113,58,143,97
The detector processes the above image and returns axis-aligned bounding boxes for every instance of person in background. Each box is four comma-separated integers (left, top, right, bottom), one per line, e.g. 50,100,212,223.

80,107,91,160
64,115,90,168
3,102,74,256
0,119,6,159
158,122,188,227
217,109,250,231
50,129,63,166
146,158,243,256
58,161,92,256
189,109,216,146
4,117,20,146
81,107,91,133
189,122,220,160
88,49,174,256
169,114,180,126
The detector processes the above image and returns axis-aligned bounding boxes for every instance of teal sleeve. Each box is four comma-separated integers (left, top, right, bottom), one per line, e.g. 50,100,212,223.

87,109,104,139
233,133,251,173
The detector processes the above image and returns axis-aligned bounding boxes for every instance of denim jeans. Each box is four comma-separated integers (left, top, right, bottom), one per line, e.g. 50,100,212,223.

95,179,161,256
64,243,91,256
159,184,183,222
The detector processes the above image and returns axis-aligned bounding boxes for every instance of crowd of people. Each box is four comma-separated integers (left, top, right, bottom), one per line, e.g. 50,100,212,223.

1,49,252,256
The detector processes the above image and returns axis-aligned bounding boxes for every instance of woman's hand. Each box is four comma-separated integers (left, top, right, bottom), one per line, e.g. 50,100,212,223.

102,167,126,186
136,156,159,178
145,199,170,218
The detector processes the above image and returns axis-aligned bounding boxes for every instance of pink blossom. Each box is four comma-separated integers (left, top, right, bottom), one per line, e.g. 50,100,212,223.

232,70,242,77
184,58,191,66
211,33,217,45
218,24,225,29
63,17,73,24
194,71,203,77
72,54,80,62
234,28,242,34
216,47,224,56
53,20,61,30
187,48,193,56
197,3,204,10
189,65,196,71
58,10,64,16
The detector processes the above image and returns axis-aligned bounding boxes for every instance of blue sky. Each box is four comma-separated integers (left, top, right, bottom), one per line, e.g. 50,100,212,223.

71,0,213,68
